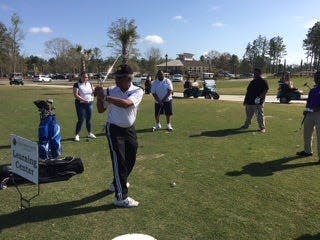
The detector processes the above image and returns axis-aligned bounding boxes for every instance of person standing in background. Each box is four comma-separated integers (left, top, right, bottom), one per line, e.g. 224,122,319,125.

241,68,269,133
296,71,320,160
151,70,174,131
73,71,96,141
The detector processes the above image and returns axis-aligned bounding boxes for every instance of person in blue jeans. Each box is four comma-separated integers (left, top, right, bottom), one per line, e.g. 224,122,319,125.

73,71,96,141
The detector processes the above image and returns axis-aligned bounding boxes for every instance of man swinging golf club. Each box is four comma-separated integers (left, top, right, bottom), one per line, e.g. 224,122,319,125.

95,64,144,208
296,71,320,161
151,70,174,131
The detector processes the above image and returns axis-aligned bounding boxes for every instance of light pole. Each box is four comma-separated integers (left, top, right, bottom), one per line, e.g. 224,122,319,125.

165,54,168,73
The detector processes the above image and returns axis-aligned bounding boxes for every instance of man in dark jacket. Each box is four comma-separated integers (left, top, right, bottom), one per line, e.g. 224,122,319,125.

241,68,269,133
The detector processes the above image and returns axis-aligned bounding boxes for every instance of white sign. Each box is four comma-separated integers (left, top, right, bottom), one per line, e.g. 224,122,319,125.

11,135,39,184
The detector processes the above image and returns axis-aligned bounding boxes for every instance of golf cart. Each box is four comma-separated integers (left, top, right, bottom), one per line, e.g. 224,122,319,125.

183,73,220,99
276,81,304,103
9,73,24,85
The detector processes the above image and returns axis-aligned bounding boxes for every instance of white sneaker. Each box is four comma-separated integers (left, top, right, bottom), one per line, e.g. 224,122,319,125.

74,135,80,142
88,132,96,139
167,123,173,131
154,123,161,129
108,182,130,192
114,197,139,208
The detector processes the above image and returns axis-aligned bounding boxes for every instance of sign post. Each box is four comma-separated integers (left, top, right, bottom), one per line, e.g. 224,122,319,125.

11,134,40,215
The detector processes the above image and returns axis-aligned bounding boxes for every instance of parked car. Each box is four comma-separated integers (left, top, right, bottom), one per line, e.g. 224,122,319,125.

132,77,144,90
239,73,254,79
52,74,68,80
202,72,215,80
219,71,235,79
172,74,183,82
33,75,52,82
9,73,24,85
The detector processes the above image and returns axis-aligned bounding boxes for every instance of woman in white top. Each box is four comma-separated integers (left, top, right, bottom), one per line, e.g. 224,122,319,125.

73,71,96,141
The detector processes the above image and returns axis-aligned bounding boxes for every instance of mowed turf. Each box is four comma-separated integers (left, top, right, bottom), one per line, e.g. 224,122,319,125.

0,83,320,240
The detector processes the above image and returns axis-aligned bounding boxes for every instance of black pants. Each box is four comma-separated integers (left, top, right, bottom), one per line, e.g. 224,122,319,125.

106,123,138,200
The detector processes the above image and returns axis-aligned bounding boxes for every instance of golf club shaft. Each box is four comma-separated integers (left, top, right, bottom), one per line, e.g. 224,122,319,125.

293,114,307,149
157,103,164,119
101,54,121,83
300,113,307,127
304,82,311,90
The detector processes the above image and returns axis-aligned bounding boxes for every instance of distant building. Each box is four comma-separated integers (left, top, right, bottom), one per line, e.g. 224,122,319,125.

157,53,209,77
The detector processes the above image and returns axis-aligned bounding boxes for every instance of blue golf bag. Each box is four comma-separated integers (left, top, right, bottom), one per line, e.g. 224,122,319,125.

34,100,62,159
38,115,62,159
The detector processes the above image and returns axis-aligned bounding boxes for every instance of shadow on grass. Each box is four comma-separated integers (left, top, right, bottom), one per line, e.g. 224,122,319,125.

136,128,173,133
226,156,319,177
0,190,114,231
136,128,155,133
0,144,10,150
295,233,320,240
41,92,69,96
190,127,257,137
61,133,106,142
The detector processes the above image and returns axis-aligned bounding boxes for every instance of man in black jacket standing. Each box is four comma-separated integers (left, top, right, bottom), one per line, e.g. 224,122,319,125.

241,68,269,133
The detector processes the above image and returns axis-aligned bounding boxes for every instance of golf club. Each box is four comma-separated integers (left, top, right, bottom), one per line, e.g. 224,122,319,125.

304,82,311,90
100,54,121,84
293,113,307,148
152,104,163,132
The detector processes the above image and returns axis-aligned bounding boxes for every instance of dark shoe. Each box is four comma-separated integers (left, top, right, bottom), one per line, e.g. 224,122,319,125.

240,125,249,129
296,151,313,157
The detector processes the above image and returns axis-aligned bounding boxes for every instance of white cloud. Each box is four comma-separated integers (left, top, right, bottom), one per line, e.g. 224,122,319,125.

1,3,11,11
294,15,303,21
212,22,225,28
173,15,183,21
144,35,164,44
304,18,319,29
210,6,220,11
29,27,53,34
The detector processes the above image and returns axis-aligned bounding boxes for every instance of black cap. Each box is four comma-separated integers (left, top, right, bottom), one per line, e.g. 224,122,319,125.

114,64,133,77
254,68,261,74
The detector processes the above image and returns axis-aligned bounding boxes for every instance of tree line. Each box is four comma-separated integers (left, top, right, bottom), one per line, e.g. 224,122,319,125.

1,14,320,78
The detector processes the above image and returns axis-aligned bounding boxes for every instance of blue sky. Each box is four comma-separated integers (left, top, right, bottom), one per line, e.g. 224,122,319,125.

0,0,319,64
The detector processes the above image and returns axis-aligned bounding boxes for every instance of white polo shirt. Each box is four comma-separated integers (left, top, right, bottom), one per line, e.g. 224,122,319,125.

151,78,173,103
103,84,144,128
74,81,94,102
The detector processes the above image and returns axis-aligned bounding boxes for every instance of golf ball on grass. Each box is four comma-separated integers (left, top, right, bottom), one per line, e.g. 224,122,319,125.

171,182,177,187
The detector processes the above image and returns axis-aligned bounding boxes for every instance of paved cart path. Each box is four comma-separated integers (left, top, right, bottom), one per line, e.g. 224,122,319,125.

1,80,307,104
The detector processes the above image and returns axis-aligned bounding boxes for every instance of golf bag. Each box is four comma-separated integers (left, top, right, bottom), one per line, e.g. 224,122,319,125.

34,100,62,159
0,156,84,188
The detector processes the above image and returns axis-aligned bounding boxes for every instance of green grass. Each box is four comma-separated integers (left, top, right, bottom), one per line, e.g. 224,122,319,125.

0,84,320,239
